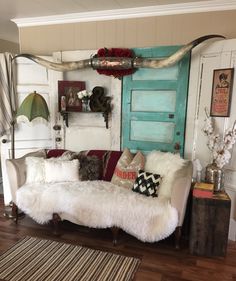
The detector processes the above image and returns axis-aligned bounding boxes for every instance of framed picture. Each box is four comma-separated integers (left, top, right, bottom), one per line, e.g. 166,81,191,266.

210,68,234,117
58,80,86,112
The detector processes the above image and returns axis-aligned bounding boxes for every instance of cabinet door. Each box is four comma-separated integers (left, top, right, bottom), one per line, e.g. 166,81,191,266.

122,46,190,156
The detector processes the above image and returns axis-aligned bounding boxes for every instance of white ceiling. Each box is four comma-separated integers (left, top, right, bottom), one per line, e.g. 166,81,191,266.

1,0,236,44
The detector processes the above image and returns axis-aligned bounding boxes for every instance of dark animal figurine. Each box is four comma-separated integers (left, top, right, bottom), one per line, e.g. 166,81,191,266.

89,86,111,128
90,86,111,112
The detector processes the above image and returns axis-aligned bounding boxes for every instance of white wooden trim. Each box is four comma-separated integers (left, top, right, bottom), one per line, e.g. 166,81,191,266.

12,0,236,27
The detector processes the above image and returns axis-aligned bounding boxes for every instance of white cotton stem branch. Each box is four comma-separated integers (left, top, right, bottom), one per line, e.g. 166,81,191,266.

204,107,210,118
233,120,236,131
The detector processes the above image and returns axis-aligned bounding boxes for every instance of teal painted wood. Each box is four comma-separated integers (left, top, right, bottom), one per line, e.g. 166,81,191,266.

132,65,179,80
130,120,175,143
131,90,176,112
122,45,190,156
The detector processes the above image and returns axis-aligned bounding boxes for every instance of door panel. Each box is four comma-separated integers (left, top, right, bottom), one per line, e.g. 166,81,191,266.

131,90,176,112
130,120,175,143
122,46,190,156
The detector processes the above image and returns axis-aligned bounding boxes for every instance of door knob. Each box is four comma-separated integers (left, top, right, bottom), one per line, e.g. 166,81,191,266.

174,142,181,151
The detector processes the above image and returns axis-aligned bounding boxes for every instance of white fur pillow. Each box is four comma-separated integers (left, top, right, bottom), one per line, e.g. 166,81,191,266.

145,151,187,198
25,157,45,184
44,159,80,183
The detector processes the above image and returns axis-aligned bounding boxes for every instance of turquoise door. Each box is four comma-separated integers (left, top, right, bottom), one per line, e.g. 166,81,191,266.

122,46,190,156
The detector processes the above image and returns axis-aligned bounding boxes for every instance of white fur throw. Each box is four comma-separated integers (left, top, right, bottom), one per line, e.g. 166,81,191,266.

145,150,187,198
16,181,178,243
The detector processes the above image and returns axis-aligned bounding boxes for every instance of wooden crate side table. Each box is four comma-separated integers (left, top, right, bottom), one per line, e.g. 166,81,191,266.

189,186,231,257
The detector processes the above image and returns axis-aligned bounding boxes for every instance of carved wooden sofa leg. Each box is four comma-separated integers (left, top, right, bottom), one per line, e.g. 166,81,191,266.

52,213,61,236
111,226,120,246
12,203,19,224
3,202,24,224
174,226,182,249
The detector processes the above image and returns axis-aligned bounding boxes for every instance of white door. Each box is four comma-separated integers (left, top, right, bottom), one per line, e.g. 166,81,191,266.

186,38,236,240
1,56,58,205
186,39,236,183
53,50,122,152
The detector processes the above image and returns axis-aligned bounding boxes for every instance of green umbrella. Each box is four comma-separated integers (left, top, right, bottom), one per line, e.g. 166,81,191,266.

16,91,50,121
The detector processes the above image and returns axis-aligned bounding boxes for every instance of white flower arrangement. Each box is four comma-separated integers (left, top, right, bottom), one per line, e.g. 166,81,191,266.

203,108,236,168
77,90,92,100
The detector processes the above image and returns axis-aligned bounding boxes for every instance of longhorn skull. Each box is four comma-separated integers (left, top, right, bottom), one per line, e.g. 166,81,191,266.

13,35,224,73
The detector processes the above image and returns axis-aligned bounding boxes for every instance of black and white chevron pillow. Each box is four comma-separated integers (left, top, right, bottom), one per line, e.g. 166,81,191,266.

132,170,161,197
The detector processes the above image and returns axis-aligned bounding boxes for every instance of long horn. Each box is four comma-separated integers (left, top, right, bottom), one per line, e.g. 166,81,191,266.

13,34,224,71
133,34,225,68
12,54,92,71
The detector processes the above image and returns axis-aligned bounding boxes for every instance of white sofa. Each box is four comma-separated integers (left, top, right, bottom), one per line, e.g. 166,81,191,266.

6,149,193,248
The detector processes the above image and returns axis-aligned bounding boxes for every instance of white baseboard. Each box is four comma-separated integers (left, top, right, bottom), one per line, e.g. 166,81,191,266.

229,218,236,241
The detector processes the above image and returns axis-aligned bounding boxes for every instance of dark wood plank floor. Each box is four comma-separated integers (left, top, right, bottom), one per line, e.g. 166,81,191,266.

0,196,236,281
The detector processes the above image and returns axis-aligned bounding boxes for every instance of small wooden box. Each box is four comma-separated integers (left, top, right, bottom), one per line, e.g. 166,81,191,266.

193,182,214,198
189,184,231,257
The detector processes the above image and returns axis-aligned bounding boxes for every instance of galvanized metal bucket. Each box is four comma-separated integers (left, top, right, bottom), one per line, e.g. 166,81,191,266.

205,163,224,192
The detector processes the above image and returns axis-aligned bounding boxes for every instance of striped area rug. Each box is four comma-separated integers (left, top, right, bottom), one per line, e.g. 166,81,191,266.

0,237,140,281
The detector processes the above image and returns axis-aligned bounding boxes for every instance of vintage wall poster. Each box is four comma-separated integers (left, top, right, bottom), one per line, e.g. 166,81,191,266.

210,68,234,117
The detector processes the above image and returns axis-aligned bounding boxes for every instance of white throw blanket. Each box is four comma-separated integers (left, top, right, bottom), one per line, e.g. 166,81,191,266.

16,181,178,243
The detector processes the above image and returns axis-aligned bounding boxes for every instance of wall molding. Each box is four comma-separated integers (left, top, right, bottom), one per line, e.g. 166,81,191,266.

12,0,236,27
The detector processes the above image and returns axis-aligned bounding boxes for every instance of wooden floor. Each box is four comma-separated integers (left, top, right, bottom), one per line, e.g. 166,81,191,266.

0,197,236,281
